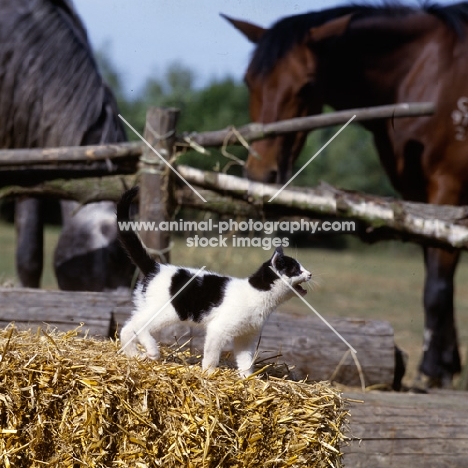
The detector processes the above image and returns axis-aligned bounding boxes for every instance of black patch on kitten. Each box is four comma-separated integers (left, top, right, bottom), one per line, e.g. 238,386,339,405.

141,263,161,294
248,261,278,291
170,269,230,322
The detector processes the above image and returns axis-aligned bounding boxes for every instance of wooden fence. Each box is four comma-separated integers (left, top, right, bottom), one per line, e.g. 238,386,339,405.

1,103,467,252
2,102,468,467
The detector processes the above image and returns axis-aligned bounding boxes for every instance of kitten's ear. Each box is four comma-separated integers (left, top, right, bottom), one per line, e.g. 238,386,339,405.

271,247,284,270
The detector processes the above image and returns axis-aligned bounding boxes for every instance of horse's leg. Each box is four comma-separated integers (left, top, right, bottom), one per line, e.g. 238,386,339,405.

60,200,79,225
15,198,43,288
419,247,461,387
417,175,462,387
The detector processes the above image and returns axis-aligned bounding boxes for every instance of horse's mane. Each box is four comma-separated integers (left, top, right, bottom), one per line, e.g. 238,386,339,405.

424,1,468,36
250,2,468,77
50,0,95,50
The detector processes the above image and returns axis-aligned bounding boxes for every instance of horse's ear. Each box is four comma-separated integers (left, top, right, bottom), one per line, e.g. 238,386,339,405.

309,14,352,43
221,14,265,43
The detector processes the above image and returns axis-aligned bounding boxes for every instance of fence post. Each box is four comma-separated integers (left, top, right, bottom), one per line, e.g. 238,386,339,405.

139,107,180,263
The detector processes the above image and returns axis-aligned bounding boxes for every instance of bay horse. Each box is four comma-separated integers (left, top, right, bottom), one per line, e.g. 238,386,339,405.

0,0,133,291
224,2,468,386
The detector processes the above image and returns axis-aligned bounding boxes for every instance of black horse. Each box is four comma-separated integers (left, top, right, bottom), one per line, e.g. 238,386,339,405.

0,0,133,290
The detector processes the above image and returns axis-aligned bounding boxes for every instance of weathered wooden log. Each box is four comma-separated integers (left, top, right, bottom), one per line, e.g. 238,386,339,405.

0,288,130,337
176,165,468,250
111,307,396,387
0,176,257,216
0,287,396,387
0,142,142,165
181,102,435,147
343,390,468,468
0,175,137,204
0,161,137,187
175,185,262,217
0,143,140,187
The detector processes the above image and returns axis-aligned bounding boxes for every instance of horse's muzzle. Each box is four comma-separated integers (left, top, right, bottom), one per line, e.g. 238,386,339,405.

243,165,277,183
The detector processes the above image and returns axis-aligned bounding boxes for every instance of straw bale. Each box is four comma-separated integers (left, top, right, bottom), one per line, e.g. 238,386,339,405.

0,326,348,467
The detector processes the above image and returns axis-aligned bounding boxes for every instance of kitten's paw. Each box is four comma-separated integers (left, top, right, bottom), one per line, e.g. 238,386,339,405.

238,368,253,378
201,365,216,376
130,351,148,360
120,346,143,358
145,352,160,360
121,344,151,360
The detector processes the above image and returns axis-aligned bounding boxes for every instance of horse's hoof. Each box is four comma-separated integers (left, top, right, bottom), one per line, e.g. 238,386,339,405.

410,373,453,392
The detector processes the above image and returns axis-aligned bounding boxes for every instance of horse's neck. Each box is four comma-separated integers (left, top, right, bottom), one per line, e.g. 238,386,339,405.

322,12,442,111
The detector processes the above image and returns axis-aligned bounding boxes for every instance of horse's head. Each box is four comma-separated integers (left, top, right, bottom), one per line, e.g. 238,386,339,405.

223,14,351,183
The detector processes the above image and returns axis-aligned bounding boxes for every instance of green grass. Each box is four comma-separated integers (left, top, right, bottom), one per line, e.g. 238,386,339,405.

1,221,467,385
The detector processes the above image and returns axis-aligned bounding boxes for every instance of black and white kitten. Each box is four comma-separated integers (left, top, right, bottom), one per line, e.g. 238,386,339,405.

117,187,311,376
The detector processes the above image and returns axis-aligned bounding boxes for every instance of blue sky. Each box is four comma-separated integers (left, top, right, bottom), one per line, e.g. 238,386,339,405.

74,0,456,94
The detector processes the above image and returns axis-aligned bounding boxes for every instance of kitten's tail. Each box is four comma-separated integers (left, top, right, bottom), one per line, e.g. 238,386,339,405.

116,186,156,276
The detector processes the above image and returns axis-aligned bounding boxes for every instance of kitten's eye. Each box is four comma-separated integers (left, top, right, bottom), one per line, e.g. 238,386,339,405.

282,260,302,277
291,267,301,276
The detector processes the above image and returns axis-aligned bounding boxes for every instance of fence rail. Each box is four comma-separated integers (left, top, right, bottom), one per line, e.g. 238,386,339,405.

180,102,435,147
0,102,434,170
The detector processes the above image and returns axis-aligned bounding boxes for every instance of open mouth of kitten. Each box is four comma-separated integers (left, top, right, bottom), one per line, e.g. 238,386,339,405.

293,283,308,296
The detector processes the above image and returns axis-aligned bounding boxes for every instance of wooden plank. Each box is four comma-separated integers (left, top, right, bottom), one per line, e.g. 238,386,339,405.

0,288,130,336
112,308,395,387
260,313,394,385
0,163,136,188
343,391,468,467
0,175,137,204
343,453,468,468
0,142,142,165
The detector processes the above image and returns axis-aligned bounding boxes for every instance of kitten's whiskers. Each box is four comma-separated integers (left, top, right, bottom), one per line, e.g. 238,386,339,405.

269,266,357,355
